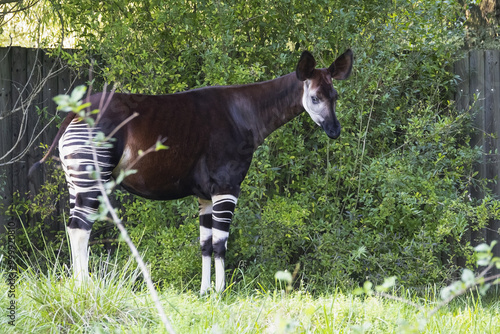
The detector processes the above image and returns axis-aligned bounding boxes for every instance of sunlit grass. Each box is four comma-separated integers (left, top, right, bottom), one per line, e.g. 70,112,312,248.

1,256,500,333
1,221,498,333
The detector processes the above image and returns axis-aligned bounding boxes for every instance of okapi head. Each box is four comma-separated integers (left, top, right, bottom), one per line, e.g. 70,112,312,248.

296,49,353,139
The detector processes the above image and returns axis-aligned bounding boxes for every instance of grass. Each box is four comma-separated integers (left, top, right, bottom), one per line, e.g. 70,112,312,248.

1,255,500,334
1,222,498,333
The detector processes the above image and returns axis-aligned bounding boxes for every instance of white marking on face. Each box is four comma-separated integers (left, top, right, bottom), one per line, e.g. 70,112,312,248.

302,81,330,126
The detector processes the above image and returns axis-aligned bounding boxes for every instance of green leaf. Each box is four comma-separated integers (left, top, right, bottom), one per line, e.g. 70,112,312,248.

479,283,491,296
70,85,87,102
461,269,475,287
375,276,397,292
477,253,492,266
474,243,490,253
53,95,72,112
75,102,92,112
85,117,95,128
363,281,373,295
155,140,169,151
275,270,292,284
93,131,106,143
115,169,136,185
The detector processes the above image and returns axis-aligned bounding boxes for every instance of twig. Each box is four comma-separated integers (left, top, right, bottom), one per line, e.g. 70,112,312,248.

84,89,176,334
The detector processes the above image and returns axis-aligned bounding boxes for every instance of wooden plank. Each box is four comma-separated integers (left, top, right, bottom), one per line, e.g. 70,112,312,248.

469,50,488,245
485,50,500,273
26,49,44,205
11,47,29,200
484,50,500,191
484,50,496,186
469,50,485,197
41,51,59,174
469,50,486,164
455,53,470,113
26,48,44,228
41,51,61,233
0,47,13,233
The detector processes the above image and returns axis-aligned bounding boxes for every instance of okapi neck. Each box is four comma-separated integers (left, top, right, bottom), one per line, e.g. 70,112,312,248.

229,73,304,147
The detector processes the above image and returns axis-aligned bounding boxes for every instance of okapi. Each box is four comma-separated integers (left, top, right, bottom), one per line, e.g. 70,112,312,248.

31,49,353,294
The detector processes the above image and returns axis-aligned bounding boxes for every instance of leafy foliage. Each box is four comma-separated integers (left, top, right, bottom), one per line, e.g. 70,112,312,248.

9,0,500,291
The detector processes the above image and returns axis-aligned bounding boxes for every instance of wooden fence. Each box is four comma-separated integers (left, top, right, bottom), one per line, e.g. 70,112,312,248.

0,47,86,234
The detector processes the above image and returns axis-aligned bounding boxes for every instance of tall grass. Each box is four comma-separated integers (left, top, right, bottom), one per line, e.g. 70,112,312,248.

1,248,500,333
0,219,499,333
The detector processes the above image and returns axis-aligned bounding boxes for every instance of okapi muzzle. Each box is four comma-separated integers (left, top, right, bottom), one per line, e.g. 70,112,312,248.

30,49,353,295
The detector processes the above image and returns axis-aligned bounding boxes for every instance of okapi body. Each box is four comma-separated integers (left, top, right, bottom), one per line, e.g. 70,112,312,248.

33,49,353,294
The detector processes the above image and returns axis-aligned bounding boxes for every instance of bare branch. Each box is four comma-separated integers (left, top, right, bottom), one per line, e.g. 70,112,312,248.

0,50,78,167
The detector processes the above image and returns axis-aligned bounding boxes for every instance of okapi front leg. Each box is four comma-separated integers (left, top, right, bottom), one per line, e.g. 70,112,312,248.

211,194,237,293
199,198,213,295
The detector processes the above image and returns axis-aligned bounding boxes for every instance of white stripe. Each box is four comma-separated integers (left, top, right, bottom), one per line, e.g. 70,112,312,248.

212,194,238,205
200,256,212,295
215,257,225,293
199,198,213,216
213,229,229,245
199,226,212,244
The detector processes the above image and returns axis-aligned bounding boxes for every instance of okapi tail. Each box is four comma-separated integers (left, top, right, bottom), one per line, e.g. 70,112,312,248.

28,112,78,178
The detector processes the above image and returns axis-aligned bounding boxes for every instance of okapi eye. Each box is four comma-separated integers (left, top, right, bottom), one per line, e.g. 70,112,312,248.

311,96,320,104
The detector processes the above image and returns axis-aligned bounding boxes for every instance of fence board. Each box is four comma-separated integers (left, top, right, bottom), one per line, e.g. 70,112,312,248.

484,50,500,267
11,47,29,202
26,49,44,207
0,48,13,234
455,54,470,112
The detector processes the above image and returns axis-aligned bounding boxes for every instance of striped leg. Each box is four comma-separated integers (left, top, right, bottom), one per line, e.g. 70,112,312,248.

59,121,115,284
199,198,213,294
212,194,237,293
198,194,237,294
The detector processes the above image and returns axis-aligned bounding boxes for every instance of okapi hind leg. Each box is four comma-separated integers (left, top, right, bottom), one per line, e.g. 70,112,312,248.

59,120,115,284
199,198,213,295
67,226,91,283
66,190,102,284
211,194,237,293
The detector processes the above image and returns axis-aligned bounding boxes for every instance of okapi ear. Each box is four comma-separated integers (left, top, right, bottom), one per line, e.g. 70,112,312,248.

296,51,316,81
328,49,353,80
